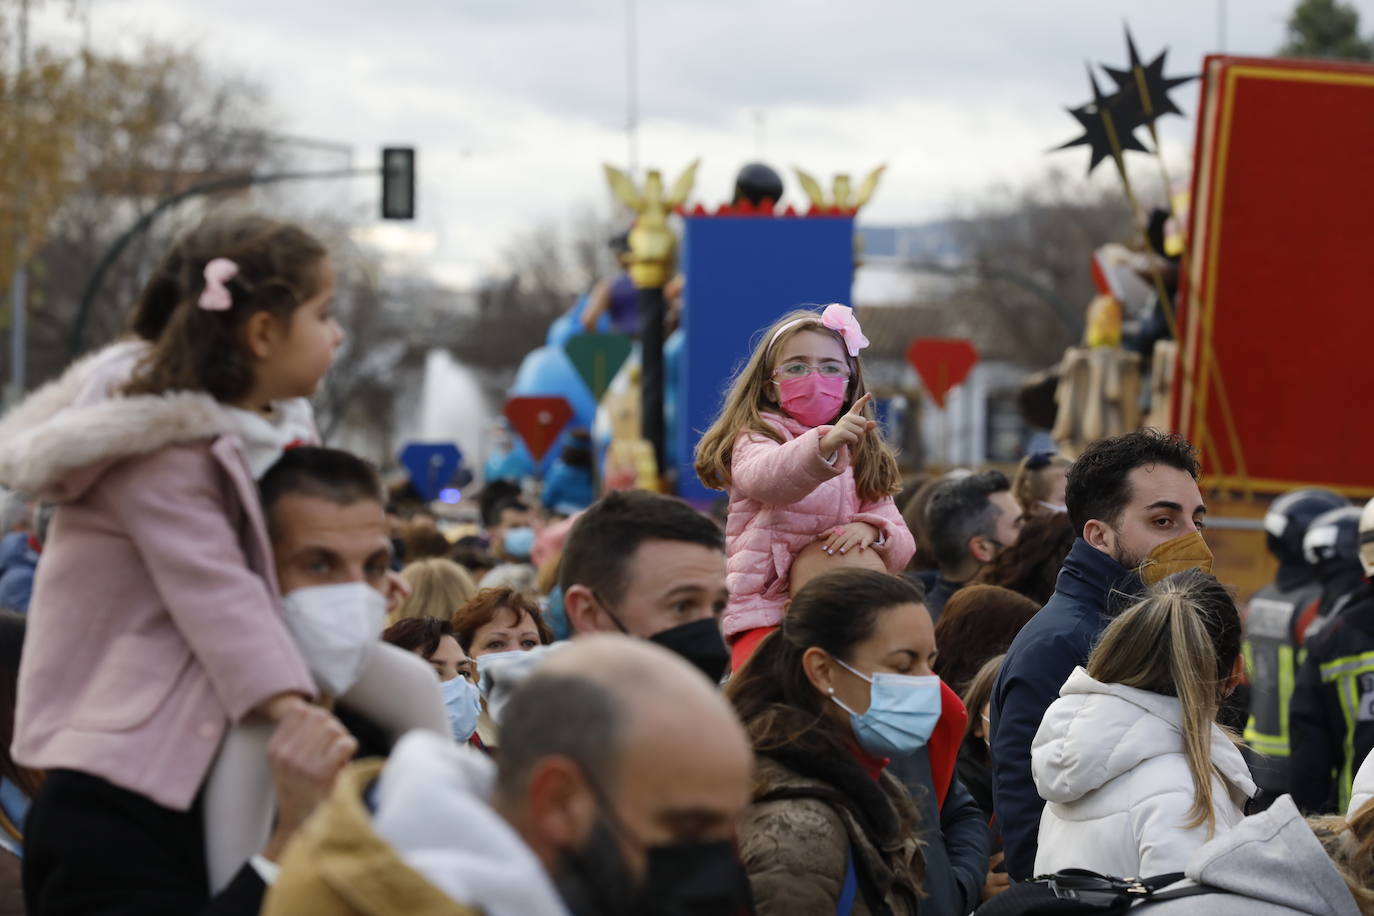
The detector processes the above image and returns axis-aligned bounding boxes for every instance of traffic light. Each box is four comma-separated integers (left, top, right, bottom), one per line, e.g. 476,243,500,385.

381,147,415,219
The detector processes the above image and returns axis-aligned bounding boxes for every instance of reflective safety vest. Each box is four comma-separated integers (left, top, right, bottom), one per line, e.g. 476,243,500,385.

1242,582,1321,793
1290,583,1374,813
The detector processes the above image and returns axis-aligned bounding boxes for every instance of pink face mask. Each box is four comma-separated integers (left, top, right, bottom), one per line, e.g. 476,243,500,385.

778,375,847,427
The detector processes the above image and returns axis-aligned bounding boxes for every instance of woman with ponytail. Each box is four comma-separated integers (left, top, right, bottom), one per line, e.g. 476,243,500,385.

1030,568,1257,877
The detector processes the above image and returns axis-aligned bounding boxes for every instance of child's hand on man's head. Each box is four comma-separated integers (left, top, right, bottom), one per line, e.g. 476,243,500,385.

822,522,880,556
790,529,887,595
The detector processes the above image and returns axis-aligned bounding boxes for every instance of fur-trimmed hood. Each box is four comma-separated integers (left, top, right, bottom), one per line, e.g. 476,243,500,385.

0,340,237,501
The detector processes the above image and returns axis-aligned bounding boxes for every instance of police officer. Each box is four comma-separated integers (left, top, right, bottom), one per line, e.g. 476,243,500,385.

1242,488,1348,798
1289,503,1372,813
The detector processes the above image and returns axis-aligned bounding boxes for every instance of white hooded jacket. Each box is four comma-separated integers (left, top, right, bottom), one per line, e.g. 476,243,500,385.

1032,667,1257,877
1348,750,1374,818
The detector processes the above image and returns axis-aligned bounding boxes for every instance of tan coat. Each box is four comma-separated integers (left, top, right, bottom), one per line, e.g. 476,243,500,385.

263,759,482,916
737,751,923,916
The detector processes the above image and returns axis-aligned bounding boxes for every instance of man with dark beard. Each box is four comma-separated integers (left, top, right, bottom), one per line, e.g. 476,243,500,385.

989,430,1210,880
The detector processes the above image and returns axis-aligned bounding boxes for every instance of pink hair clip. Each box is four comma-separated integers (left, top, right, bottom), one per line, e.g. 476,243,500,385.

766,303,871,358
819,303,869,357
198,258,239,311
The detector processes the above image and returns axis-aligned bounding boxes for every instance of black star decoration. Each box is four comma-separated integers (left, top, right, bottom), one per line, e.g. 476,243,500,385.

1054,62,1150,176
1102,25,1196,128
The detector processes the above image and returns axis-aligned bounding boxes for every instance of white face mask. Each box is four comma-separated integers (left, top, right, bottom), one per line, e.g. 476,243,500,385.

440,676,483,742
1038,501,1068,514
475,650,528,695
281,582,387,695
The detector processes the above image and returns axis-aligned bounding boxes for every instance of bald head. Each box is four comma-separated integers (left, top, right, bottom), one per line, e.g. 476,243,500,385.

790,539,889,595
536,633,731,705
495,634,753,876
496,635,746,803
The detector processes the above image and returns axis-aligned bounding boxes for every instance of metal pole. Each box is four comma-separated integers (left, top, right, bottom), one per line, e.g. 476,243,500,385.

638,286,666,473
626,0,638,177
1217,0,1227,53
68,166,377,357
8,0,30,405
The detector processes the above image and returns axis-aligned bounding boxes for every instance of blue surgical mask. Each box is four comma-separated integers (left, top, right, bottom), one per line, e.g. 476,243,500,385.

829,658,942,758
502,525,535,559
440,675,482,742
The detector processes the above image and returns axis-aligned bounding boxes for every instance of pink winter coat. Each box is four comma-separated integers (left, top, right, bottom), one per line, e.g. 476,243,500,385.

0,346,316,811
722,413,915,638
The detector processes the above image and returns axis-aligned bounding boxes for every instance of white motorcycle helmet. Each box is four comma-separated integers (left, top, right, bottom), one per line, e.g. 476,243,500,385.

1360,497,1374,578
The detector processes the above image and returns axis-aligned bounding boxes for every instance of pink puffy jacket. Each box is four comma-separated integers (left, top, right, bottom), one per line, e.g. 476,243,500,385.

721,413,915,638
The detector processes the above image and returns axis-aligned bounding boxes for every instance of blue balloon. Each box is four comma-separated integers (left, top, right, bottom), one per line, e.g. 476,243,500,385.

546,311,576,349
547,294,610,348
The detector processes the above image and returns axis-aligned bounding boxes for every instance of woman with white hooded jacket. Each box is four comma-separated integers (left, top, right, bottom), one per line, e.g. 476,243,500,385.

1031,568,1257,877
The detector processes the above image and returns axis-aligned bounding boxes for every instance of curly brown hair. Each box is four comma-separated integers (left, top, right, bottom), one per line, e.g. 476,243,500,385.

452,586,554,654
123,213,328,402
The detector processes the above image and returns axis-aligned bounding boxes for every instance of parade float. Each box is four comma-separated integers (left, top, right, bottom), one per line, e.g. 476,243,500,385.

482,27,1374,600
1044,31,1374,593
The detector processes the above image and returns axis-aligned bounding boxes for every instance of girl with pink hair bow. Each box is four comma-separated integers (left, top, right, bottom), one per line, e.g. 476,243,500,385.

695,304,915,671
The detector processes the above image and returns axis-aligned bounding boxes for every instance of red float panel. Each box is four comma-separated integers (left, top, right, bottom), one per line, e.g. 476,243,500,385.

1174,55,1374,497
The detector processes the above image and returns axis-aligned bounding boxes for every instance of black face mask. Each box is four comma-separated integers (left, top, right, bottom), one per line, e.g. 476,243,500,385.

554,772,754,916
593,591,730,683
554,818,636,916
649,617,730,683
555,820,753,916
636,838,755,916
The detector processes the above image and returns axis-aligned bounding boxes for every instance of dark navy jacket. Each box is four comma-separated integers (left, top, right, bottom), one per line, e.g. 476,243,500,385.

889,751,989,916
989,538,1139,880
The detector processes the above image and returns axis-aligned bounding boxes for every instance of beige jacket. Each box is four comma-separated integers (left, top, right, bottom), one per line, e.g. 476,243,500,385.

264,758,483,916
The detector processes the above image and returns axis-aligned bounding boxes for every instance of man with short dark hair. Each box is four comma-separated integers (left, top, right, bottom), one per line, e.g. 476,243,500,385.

258,447,446,755
480,480,536,563
561,490,730,681
924,470,1022,621
990,430,1209,879
260,448,393,584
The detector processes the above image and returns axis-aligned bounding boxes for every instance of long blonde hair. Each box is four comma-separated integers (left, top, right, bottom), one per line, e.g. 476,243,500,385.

391,558,478,625
693,308,900,503
1087,569,1243,836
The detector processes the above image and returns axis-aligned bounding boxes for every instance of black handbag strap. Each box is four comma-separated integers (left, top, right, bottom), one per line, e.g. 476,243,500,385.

1139,883,1224,904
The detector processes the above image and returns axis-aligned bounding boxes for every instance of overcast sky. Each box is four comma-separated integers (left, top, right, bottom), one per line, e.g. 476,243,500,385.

32,0,1372,287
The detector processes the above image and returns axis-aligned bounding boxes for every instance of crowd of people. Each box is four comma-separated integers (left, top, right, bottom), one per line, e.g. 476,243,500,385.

0,212,1369,915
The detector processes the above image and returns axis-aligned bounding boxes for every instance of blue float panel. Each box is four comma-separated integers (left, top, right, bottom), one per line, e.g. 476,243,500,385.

676,216,854,506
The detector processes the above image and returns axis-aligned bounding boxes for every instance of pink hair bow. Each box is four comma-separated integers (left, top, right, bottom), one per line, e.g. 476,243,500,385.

820,303,869,357
198,258,238,311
